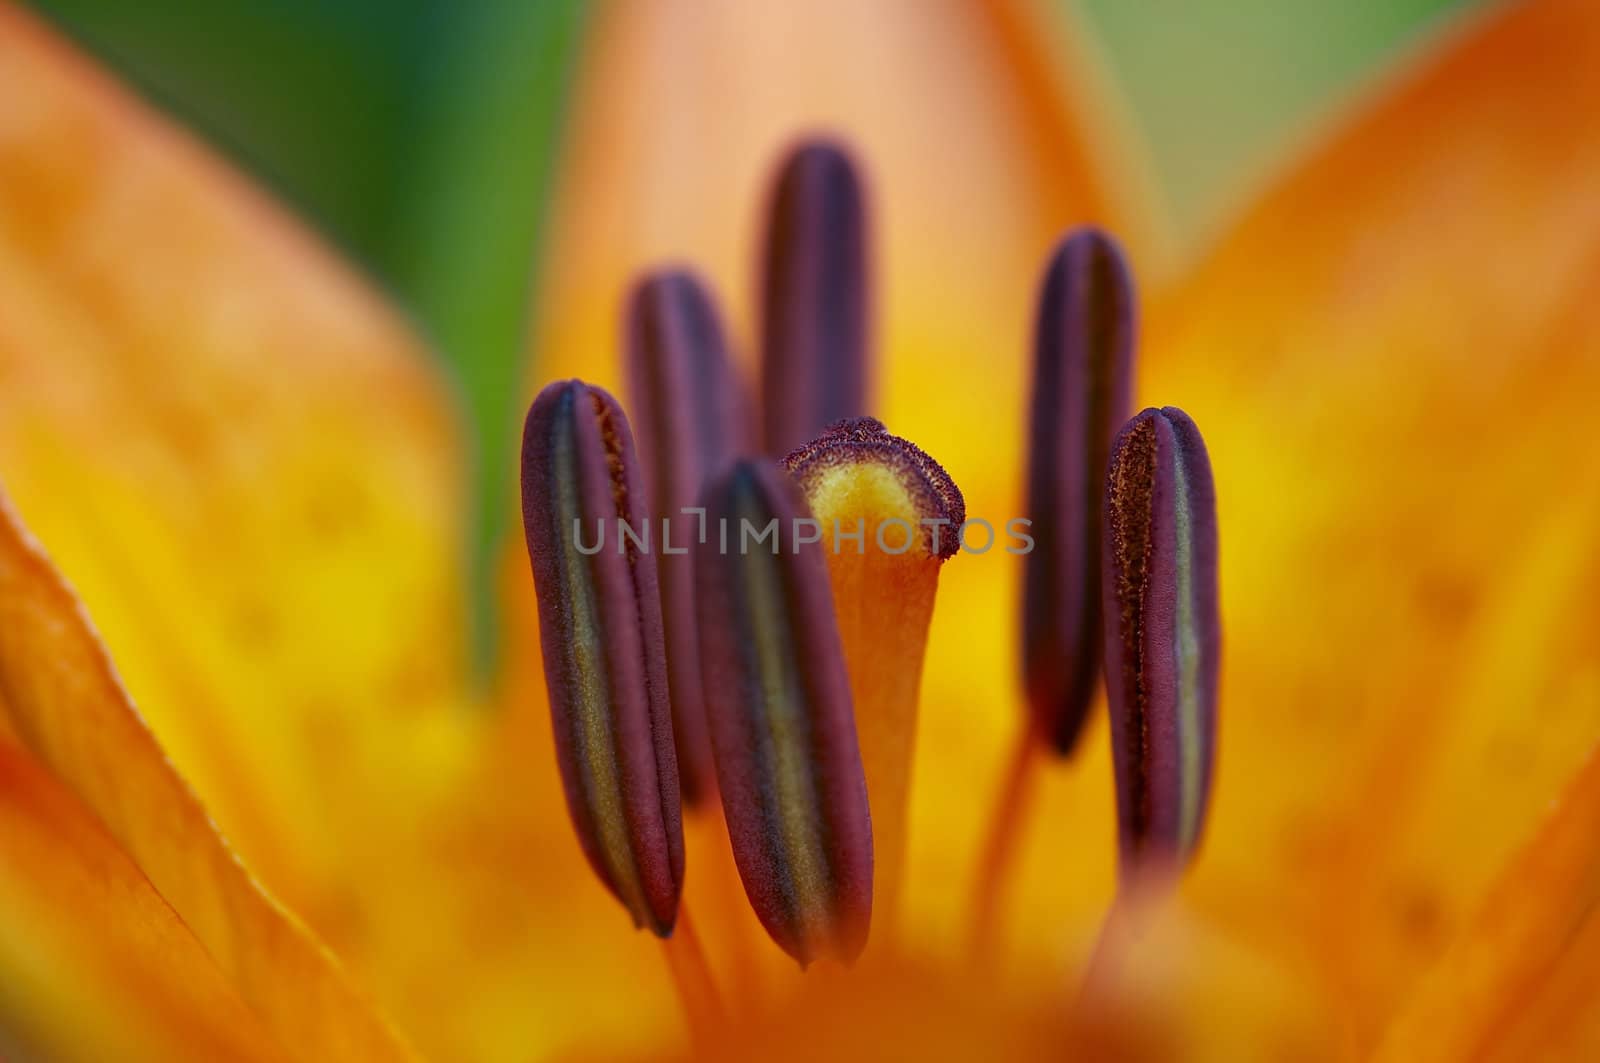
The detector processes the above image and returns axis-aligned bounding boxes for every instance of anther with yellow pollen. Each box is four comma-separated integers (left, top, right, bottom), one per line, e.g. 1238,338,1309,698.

519,381,717,1027
1079,405,1220,997
971,226,1137,954
1023,229,1135,756
761,140,870,456
1102,406,1220,880
623,269,753,804
695,459,875,967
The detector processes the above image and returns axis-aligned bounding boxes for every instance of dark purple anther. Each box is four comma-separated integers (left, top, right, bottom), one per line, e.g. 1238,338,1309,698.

1022,228,1136,755
521,380,684,935
1101,407,1220,877
624,269,752,804
760,139,870,457
695,459,873,966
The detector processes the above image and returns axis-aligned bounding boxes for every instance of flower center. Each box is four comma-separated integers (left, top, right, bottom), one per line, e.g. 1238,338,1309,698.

517,139,1221,1028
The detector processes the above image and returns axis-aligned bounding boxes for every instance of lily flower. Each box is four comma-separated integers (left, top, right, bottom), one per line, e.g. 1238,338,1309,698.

1,0,1598,1060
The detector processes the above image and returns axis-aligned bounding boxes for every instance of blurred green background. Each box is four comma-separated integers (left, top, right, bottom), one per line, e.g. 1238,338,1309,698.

23,0,1478,664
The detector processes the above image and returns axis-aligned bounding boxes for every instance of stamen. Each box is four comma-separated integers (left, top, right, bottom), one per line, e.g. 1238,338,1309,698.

1102,407,1220,878
520,380,684,936
695,459,873,966
1023,228,1136,755
624,269,752,804
784,417,964,909
659,904,723,1046
760,139,869,457
970,230,1133,957
966,719,1044,959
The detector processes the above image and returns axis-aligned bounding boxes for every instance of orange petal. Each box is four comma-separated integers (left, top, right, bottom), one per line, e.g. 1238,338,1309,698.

1475,902,1600,1061
1147,0,1600,1038
0,736,282,1062
0,489,418,1060
1371,739,1600,1062
0,0,472,934
679,896,1339,1062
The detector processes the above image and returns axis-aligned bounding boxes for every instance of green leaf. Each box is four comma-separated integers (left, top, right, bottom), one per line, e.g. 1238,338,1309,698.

397,0,588,676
